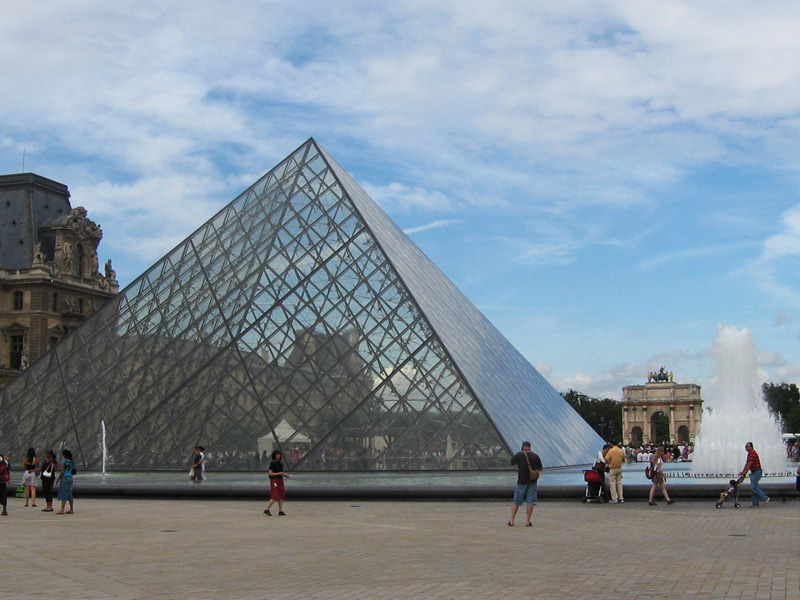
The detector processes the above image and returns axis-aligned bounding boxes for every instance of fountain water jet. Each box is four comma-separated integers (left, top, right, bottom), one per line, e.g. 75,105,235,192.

691,325,787,477
100,420,107,475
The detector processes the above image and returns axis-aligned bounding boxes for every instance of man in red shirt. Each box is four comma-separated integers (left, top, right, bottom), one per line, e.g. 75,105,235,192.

739,442,770,507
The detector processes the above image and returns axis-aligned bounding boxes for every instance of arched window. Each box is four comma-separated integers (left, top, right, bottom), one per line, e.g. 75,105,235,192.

75,243,85,276
630,426,643,445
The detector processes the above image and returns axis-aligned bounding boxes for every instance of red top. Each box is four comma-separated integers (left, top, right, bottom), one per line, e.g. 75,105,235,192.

747,449,761,471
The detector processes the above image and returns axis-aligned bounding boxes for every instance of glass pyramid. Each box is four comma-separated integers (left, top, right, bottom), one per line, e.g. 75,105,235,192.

0,139,604,471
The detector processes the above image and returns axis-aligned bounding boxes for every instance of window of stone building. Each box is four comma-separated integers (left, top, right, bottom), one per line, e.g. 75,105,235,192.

50,336,59,349
52,292,58,312
10,335,23,369
75,243,85,276
78,298,84,314
13,291,23,310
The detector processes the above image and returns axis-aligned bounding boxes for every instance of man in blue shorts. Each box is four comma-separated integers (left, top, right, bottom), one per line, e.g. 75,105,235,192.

508,441,543,527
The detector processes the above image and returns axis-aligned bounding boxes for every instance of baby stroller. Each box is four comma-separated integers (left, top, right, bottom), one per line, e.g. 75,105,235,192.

582,469,604,503
715,474,745,508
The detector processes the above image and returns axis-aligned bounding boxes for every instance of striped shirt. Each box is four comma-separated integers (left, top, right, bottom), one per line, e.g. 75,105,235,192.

747,449,761,471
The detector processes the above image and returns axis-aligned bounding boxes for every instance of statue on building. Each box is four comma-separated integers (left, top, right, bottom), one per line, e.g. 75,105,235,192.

20,348,29,370
648,366,671,383
32,242,47,266
104,259,117,282
61,241,73,271
66,206,103,240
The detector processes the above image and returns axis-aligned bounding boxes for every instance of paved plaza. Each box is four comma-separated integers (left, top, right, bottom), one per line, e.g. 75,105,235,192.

1,495,798,600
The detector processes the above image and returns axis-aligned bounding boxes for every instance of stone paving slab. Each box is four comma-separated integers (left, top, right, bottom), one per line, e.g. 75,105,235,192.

1,495,798,599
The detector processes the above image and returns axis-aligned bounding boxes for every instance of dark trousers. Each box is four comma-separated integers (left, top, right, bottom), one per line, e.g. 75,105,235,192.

42,476,55,505
0,481,7,510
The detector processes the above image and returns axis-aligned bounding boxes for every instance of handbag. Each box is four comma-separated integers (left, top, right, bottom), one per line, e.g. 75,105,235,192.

524,451,540,482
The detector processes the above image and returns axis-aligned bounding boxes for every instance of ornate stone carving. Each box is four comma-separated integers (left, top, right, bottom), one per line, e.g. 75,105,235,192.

66,206,102,240
32,242,47,266
61,241,73,270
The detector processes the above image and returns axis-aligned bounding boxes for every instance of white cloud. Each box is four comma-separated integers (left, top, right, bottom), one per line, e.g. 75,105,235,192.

3,1,800,393
361,182,455,212
403,219,460,235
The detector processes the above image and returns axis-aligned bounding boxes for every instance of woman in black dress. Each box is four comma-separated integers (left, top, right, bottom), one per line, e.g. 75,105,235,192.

39,449,58,512
264,450,290,516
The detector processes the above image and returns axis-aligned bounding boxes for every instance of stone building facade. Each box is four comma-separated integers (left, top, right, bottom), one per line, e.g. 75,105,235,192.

0,173,118,387
621,371,702,445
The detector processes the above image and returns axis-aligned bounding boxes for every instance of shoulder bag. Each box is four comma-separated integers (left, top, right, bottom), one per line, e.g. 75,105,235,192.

524,451,540,482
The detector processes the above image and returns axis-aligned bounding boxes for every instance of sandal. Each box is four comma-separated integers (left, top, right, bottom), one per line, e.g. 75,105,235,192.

525,522,533,527
507,521,514,527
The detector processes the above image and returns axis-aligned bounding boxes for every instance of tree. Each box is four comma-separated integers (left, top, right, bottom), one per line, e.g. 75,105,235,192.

762,383,800,431
562,390,622,442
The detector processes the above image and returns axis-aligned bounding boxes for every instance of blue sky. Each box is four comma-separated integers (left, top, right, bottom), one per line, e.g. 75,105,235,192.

2,2,799,399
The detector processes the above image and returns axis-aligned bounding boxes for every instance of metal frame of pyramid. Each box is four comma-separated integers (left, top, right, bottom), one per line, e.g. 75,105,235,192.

0,139,603,471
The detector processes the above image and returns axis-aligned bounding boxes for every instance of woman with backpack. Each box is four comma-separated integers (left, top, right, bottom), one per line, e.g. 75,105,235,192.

648,446,675,506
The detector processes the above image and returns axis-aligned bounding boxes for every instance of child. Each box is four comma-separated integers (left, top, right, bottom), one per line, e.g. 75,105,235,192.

719,479,738,500
715,475,744,508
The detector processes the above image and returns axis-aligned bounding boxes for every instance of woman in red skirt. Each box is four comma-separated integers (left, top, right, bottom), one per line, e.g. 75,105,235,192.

264,449,290,516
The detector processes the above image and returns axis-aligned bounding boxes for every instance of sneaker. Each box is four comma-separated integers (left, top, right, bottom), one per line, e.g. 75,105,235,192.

263,509,272,516
619,499,624,503
278,511,286,516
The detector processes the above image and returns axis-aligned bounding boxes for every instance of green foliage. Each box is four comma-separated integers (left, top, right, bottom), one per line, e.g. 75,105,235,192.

562,390,622,442
762,383,800,432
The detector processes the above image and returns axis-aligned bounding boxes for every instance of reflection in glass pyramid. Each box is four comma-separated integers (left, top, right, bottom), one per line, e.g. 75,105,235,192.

0,139,604,471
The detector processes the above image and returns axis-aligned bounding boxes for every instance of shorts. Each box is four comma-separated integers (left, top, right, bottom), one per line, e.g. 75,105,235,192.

21,471,37,486
513,482,537,506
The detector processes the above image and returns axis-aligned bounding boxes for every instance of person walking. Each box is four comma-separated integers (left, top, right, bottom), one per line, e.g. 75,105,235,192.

0,450,10,516
508,441,543,526
264,450,290,516
55,448,76,515
39,449,58,512
604,441,625,503
21,447,39,507
648,446,675,506
190,446,206,482
740,441,770,507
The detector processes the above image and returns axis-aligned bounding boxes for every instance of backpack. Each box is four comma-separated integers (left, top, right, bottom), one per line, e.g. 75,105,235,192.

644,464,654,480
0,459,10,483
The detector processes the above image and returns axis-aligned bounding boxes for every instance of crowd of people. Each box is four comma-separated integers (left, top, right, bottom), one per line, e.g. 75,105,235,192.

506,438,775,524
623,442,694,463
0,447,77,517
